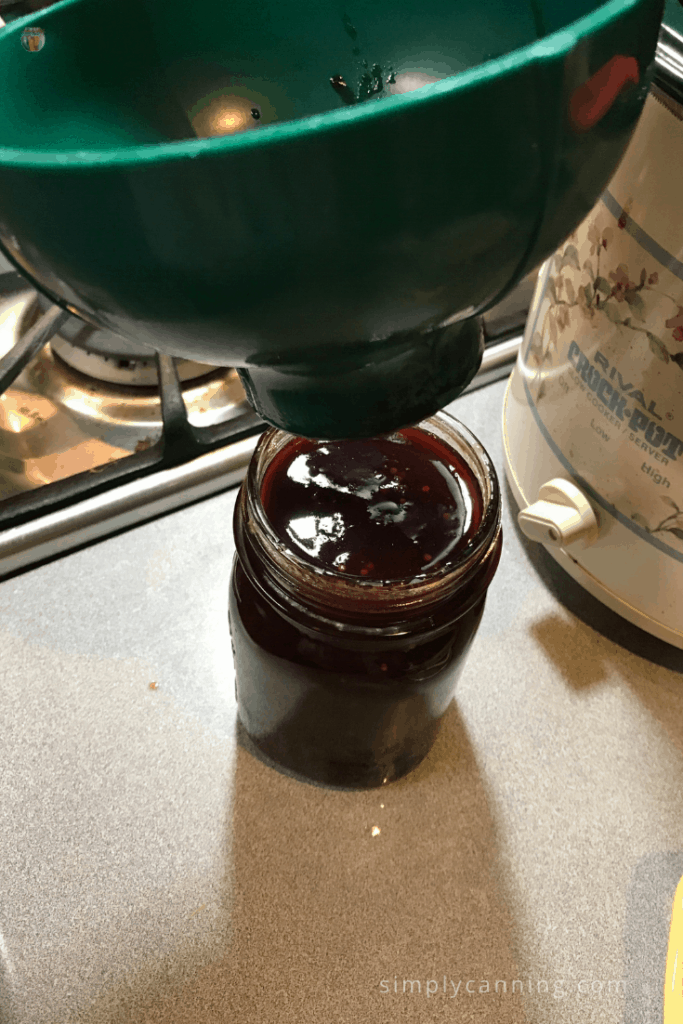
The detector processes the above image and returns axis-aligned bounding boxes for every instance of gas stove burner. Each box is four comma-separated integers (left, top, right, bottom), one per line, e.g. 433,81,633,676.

32,343,249,451
0,289,251,467
49,333,224,387
33,291,223,386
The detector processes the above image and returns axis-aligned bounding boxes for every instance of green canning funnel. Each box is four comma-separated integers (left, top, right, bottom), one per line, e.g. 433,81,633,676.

0,0,664,437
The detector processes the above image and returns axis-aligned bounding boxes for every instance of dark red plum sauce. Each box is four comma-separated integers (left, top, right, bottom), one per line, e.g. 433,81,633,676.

260,428,483,581
230,415,502,789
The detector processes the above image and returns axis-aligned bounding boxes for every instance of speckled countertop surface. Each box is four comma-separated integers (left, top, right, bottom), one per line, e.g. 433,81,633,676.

1,376,682,1024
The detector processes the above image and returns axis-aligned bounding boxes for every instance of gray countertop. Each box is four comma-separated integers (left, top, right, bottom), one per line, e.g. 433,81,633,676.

1,376,682,1024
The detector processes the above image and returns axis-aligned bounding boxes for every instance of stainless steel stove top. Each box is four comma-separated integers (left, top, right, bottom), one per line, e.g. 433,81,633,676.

0,288,253,486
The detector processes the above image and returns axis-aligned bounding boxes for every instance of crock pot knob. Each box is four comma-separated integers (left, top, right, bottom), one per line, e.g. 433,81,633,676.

517,478,599,550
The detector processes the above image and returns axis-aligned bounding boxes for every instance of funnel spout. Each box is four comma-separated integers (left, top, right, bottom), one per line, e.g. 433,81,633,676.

237,318,484,439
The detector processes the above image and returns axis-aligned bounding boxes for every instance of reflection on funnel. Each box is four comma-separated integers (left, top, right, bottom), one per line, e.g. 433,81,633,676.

664,874,683,1022
569,55,640,132
332,4,459,109
329,66,443,107
189,88,276,137
20,27,45,52
385,71,443,94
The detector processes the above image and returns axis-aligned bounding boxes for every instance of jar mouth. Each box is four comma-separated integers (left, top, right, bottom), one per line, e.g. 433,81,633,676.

238,410,501,620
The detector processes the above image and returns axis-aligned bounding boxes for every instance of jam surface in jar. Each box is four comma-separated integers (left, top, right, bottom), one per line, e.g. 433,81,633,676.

260,428,483,581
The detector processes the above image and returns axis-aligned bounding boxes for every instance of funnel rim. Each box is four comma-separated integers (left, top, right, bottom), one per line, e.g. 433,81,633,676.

0,0,651,168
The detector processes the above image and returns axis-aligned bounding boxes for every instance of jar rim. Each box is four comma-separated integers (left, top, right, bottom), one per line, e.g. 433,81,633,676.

236,411,501,623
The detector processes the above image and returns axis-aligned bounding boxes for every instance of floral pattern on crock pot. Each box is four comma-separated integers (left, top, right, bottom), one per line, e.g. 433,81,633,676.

527,217,683,402
631,496,683,541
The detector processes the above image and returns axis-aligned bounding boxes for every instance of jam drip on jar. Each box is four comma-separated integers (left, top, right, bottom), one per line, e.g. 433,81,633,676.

260,428,483,580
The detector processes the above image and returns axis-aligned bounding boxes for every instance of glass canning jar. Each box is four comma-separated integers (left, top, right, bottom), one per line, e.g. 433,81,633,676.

229,410,502,788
